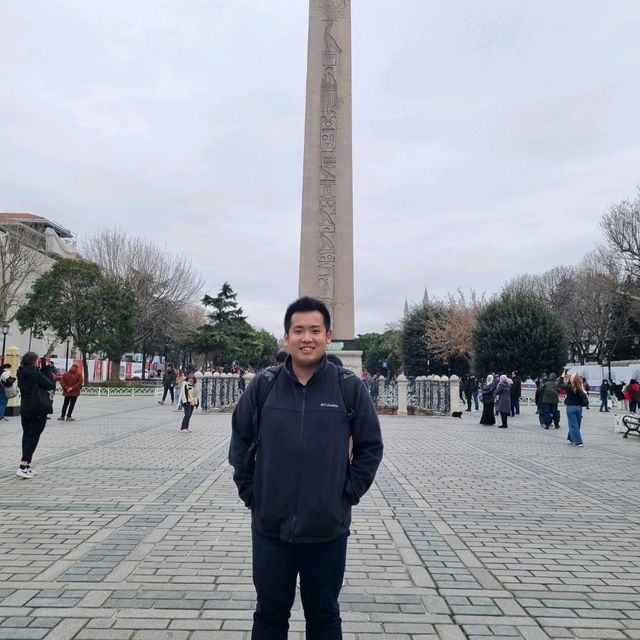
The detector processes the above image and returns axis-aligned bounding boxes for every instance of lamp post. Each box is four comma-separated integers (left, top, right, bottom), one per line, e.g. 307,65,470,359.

1,323,9,365
65,339,70,370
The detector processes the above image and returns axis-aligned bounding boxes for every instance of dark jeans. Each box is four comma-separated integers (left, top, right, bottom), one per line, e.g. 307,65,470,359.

180,404,193,430
543,403,560,427
511,398,520,416
61,396,77,418
251,527,347,640
21,412,47,463
162,385,174,402
0,393,7,418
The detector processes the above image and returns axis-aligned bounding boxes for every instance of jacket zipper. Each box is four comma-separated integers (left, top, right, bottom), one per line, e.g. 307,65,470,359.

288,385,306,542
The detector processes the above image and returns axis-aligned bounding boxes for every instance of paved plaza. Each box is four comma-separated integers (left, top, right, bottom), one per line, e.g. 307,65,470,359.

0,397,639,640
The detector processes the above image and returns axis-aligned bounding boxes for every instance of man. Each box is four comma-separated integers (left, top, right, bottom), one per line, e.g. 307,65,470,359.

0,363,14,421
229,297,383,640
542,372,561,429
510,371,522,417
158,363,176,404
58,363,83,421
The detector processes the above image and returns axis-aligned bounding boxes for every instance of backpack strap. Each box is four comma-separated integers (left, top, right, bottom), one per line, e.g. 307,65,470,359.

336,366,358,434
243,366,283,466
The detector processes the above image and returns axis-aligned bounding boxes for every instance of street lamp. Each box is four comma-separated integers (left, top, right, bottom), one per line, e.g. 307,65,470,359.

1,323,9,365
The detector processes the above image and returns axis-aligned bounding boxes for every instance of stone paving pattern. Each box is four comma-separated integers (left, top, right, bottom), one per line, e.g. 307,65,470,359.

0,397,638,639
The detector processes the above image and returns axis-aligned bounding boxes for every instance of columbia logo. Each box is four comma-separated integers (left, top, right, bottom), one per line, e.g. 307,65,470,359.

320,402,339,408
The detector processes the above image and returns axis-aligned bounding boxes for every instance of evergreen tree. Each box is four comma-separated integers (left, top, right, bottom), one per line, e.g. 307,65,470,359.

472,293,568,378
401,305,449,376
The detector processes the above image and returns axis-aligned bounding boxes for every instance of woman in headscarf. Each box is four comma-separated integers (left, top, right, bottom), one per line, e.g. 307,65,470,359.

178,374,199,433
494,375,512,428
479,374,497,425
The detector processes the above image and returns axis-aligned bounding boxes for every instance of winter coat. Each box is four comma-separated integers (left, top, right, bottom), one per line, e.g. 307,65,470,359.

17,364,56,417
229,357,383,544
599,381,610,400
494,381,512,413
510,375,521,400
542,378,560,404
179,381,199,407
624,382,640,402
559,381,589,407
61,368,83,397
162,368,177,387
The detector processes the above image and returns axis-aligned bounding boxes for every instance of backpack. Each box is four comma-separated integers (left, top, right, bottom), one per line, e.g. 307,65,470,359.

243,363,359,466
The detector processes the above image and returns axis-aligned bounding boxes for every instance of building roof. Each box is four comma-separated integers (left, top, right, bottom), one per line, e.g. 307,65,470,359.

0,212,73,239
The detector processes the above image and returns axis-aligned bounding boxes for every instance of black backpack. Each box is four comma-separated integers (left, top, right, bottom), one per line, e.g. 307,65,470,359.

243,364,359,466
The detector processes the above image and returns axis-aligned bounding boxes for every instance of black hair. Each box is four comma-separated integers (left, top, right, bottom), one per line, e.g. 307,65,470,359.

21,351,39,367
1,363,11,369
275,350,288,364
284,296,331,333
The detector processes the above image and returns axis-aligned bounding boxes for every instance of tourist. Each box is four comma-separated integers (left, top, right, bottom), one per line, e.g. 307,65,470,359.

275,350,287,366
158,363,176,405
229,296,383,639
174,367,185,410
178,374,199,432
0,363,15,421
58,363,83,421
535,377,546,426
479,374,496,425
495,375,512,428
470,375,479,411
613,381,627,411
559,371,589,446
624,379,640,413
542,372,561,429
599,378,610,412
16,351,56,478
510,371,521,416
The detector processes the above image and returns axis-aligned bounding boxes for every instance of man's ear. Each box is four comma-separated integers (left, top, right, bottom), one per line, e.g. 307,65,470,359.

325,329,333,343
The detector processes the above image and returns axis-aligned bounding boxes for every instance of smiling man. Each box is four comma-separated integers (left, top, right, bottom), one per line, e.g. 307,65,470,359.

229,296,383,640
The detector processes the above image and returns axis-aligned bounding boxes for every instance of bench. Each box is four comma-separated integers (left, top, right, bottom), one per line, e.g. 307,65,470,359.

622,414,640,438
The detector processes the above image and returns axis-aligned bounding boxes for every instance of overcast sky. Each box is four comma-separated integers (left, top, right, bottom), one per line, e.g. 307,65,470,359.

2,1,639,337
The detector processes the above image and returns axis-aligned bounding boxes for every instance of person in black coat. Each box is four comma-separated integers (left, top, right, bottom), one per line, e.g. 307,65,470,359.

510,371,522,417
16,351,56,478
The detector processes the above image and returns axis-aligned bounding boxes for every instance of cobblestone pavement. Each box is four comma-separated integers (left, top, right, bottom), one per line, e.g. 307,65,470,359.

0,397,638,639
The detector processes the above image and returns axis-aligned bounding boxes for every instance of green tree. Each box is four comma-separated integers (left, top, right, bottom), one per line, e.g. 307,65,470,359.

187,284,277,368
356,329,403,376
202,282,246,325
472,293,568,378
402,305,449,376
16,260,136,380
90,278,137,381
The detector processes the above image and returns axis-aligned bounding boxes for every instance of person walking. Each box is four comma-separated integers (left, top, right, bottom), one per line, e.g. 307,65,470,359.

599,379,610,412
510,371,521,417
229,296,383,640
158,363,177,405
495,375,512,428
58,363,83,421
542,372,561,429
16,351,56,478
174,368,185,410
0,363,16,421
624,379,640,413
178,374,199,432
479,374,497,425
559,371,589,446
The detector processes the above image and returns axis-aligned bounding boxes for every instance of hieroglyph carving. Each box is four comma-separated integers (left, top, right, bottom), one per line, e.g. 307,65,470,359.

317,14,341,304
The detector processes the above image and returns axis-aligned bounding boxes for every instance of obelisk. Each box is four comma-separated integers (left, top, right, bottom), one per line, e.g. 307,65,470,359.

299,0,354,342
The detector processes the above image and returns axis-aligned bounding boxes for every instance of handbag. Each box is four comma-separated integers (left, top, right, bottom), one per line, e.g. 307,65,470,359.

4,384,17,399
30,384,53,414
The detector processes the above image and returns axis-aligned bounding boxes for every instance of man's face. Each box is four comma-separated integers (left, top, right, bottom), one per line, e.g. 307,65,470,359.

284,311,332,369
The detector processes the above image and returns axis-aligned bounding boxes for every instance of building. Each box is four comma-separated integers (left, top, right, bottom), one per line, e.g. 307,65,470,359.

0,212,79,359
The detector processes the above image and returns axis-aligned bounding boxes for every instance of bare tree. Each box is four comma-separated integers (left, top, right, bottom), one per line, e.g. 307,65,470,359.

0,225,48,324
601,188,640,283
82,228,204,355
424,289,486,368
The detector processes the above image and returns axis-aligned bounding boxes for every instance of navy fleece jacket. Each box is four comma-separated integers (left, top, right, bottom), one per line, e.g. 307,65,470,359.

229,357,383,543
